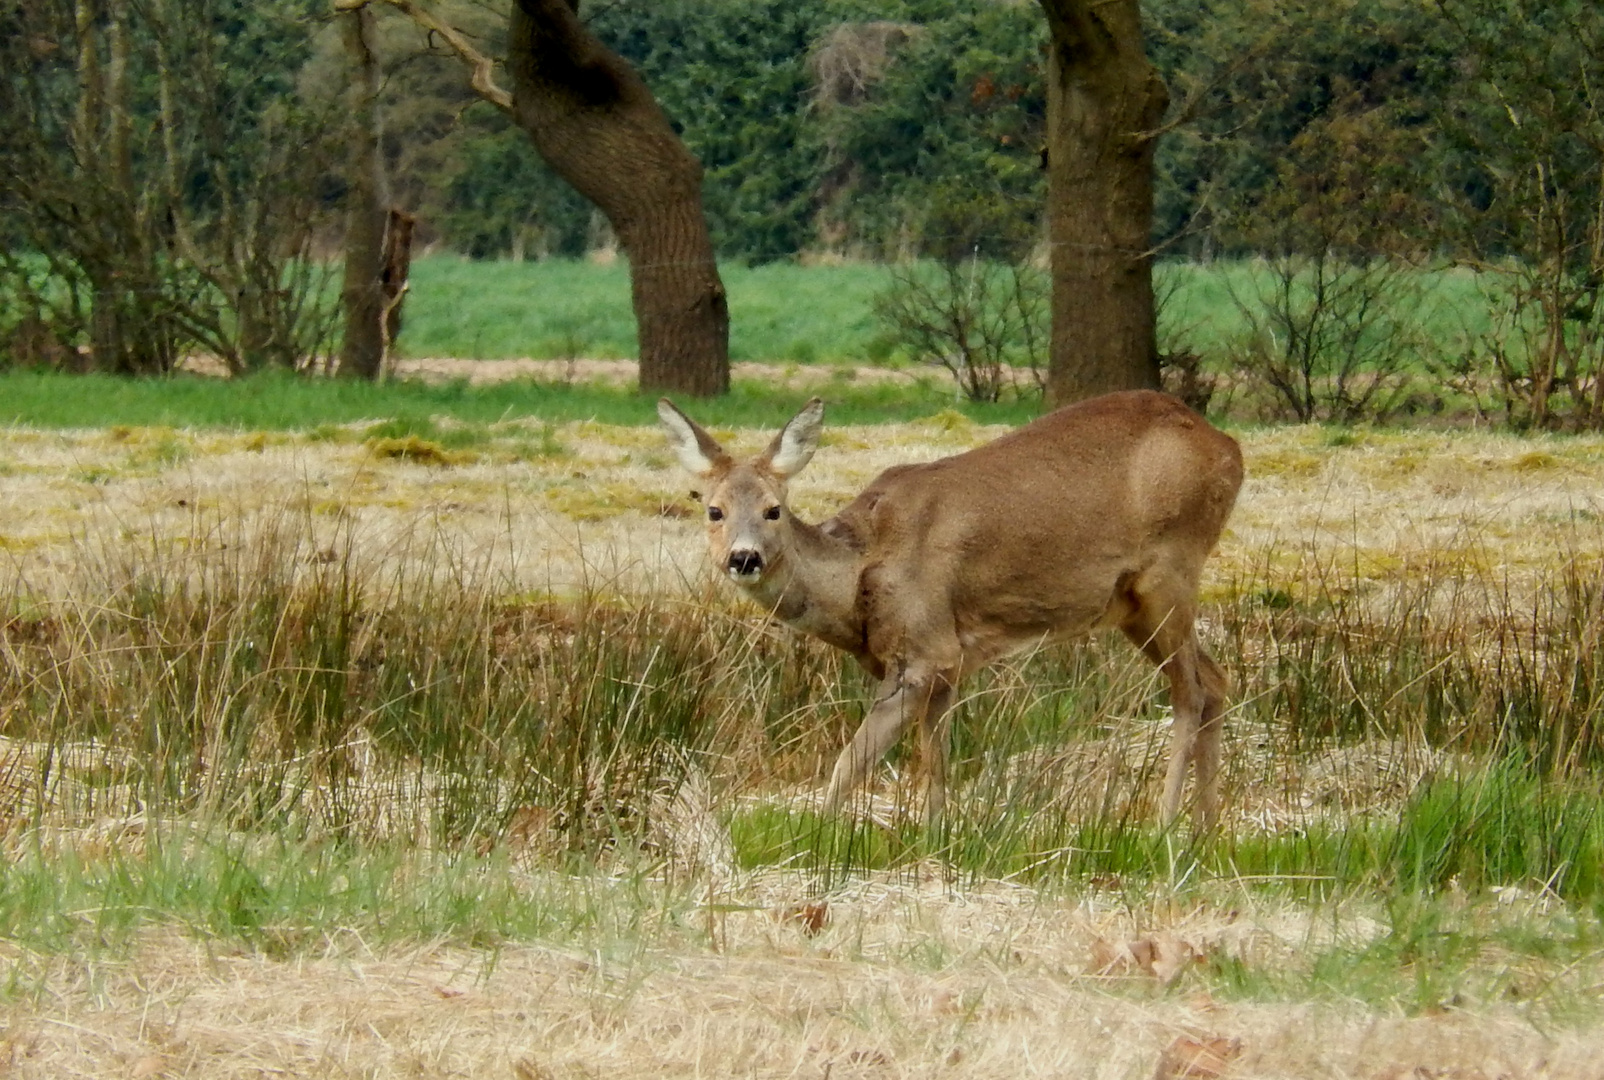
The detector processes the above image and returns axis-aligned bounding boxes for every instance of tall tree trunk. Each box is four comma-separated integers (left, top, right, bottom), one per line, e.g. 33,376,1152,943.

337,1,388,380
74,0,120,373
505,0,729,397
1039,0,1168,406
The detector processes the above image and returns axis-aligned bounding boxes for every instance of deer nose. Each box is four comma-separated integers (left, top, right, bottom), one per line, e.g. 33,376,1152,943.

728,549,764,576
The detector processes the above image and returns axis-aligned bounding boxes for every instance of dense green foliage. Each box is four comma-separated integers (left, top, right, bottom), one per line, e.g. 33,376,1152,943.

3,0,1601,425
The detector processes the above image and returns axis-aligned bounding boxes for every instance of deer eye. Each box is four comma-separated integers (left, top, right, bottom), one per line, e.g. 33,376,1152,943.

763,506,781,521
707,506,724,522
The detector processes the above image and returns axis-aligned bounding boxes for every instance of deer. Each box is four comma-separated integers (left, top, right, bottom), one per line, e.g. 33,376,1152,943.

657,389,1244,829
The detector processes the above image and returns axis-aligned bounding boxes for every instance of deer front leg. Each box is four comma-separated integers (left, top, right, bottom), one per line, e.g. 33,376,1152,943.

821,663,936,817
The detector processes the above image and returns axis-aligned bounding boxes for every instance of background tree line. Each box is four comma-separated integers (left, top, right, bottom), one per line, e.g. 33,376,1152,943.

1,0,1600,426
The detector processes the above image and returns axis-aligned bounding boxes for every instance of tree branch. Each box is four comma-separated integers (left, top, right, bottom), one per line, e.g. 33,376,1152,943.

339,0,513,114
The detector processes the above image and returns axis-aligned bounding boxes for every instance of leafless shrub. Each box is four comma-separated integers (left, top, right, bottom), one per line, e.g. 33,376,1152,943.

1224,106,1431,423
1435,0,1604,430
1226,252,1422,423
873,258,1047,402
1154,263,1221,415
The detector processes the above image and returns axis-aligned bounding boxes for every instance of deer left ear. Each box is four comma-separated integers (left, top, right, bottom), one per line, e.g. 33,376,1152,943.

764,397,824,478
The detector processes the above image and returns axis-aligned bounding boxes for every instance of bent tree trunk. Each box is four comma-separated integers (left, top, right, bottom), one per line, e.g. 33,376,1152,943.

1039,0,1168,406
506,0,729,397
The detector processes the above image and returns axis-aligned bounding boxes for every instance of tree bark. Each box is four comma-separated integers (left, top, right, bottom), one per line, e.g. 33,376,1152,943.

337,2,388,380
504,0,729,396
1039,0,1169,406
381,208,416,358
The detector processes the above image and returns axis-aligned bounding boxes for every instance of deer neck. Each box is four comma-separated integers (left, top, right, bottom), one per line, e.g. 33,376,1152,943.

741,518,865,654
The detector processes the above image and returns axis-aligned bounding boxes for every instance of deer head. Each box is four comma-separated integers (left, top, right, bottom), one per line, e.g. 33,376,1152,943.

656,397,824,586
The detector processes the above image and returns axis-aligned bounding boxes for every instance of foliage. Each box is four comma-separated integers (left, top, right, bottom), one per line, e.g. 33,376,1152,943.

809,2,1047,259
0,0,342,374
594,0,839,262
1433,0,1604,430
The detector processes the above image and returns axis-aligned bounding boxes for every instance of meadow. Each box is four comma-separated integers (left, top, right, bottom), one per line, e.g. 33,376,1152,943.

2,387,1604,1075
396,255,1491,369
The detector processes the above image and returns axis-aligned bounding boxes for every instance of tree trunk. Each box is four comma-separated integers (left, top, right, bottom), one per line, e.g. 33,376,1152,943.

337,2,388,380
1039,0,1168,406
505,0,729,397
381,208,416,358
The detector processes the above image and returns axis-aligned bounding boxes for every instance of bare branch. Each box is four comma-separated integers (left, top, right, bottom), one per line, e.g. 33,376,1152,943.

354,0,513,113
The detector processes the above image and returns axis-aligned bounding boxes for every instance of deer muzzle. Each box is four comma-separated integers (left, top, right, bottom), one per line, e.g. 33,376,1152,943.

727,548,764,579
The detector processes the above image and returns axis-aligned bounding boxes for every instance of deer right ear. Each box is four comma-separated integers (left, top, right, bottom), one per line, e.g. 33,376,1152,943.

657,398,730,476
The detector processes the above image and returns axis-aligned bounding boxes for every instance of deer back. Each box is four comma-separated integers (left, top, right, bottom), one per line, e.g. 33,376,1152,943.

830,391,1242,654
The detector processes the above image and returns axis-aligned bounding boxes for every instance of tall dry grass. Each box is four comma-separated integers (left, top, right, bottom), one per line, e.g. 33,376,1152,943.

3,498,1603,897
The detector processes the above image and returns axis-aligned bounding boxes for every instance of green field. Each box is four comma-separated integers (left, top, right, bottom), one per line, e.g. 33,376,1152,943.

0,256,1504,434
400,257,900,364
0,368,1043,431
396,256,1493,366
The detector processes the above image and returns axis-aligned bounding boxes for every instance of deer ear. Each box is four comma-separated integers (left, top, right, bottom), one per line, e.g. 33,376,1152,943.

657,398,730,476
764,397,824,479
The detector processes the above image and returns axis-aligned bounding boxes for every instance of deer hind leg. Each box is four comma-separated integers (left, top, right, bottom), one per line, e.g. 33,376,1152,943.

821,660,950,820
1120,579,1219,827
1191,647,1230,826
917,678,957,829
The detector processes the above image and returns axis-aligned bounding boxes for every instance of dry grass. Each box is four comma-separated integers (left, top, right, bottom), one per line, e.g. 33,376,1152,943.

5,416,1604,1077
3,881,1601,1079
4,420,1600,600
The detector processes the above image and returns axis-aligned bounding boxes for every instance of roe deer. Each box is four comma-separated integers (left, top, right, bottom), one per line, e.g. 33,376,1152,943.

657,390,1244,827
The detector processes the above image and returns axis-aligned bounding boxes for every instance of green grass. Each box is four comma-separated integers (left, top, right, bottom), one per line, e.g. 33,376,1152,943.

0,368,1041,431
396,256,1496,368
400,257,897,364
1157,260,1495,361
725,763,1604,902
0,829,686,964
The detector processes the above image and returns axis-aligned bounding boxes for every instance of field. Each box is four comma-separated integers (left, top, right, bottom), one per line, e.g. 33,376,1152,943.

2,371,1604,1077
393,256,1491,369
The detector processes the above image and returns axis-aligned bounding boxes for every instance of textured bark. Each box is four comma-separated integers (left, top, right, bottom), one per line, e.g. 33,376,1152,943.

337,3,388,380
1039,0,1169,406
505,0,729,396
381,208,416,354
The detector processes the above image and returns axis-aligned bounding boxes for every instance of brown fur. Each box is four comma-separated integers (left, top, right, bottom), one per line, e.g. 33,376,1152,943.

658,389,1244,827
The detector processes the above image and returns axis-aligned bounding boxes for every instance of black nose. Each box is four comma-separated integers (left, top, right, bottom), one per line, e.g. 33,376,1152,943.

728,549,763,575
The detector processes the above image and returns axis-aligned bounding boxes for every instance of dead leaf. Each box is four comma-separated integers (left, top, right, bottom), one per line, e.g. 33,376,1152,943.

1089,934,1200,985
130,1055,169,1079
1154,1035,1242,1080
773,899,829,936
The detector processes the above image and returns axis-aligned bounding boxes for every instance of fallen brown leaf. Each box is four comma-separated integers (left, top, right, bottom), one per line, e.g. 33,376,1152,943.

1089,934,1200,985
1154,1035,1241,1080
130,1055,169,1079
774,899,829,937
